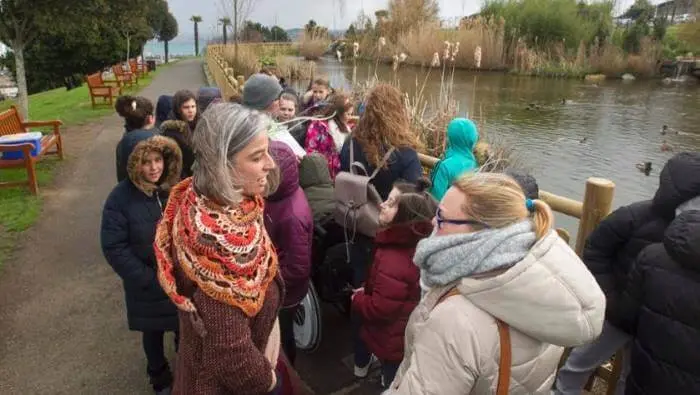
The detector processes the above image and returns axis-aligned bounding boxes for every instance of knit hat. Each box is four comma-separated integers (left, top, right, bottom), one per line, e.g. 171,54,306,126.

243,73,283,111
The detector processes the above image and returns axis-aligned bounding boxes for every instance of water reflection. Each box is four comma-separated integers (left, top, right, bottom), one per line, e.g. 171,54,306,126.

294,58,700,235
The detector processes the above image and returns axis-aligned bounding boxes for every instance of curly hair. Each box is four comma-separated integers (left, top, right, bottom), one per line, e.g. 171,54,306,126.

354,83,422,167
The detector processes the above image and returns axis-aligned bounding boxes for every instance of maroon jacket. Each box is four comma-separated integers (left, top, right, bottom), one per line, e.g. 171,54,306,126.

352,221,432,362
265,141,314,307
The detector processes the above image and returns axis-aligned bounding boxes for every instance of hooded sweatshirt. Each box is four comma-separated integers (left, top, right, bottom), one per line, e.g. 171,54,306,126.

429,118,479,201
388,229,605,394
264,141,314,307
299,153,335,223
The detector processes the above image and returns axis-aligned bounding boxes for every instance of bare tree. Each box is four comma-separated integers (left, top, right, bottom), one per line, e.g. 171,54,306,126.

218,0,258,62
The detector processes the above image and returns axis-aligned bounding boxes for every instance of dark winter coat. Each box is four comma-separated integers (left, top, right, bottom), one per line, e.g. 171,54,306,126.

155,95,173,128
340,137,423,200
352,221,433,363
115,129,156,183
264,141,314,307
583,152,700,329
101,133,183,332
160,120,194,179
299,153,335,223
196,86,221,113
616,210,700,395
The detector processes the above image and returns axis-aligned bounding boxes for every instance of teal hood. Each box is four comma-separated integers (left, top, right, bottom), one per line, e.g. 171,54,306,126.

430,118,480,201
445,118,479,158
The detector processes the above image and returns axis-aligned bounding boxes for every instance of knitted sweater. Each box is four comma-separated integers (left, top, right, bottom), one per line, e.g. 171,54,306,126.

172,268,284,395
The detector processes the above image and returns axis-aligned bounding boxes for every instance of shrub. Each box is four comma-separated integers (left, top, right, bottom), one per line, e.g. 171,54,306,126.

299,30,330,61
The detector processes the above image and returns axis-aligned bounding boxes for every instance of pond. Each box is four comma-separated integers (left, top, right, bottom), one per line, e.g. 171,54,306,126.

295,58,700,235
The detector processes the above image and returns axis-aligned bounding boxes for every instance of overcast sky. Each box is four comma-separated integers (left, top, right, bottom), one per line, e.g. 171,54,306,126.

167,0,639,40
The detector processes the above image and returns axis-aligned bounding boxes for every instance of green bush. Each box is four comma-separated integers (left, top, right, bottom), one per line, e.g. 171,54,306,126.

481,0,614,49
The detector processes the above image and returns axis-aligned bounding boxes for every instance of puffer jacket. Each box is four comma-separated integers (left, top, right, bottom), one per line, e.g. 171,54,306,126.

615,210,700,395
583,152,700,329
352,221,432,363
264,141,314,307
299,153,335,223
101,133,182,332
388,230,606,395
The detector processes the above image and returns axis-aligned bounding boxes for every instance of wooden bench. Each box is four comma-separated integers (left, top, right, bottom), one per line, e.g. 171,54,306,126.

112,64,138,88
86,72,121,109
0,106,64,195
128,59,149,79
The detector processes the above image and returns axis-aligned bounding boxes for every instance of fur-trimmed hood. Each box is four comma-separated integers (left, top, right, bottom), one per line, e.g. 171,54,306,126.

160,120,192,146
126,134,182,196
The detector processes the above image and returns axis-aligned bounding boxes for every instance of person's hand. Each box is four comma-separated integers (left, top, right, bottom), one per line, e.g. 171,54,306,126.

264,318,281,367
351,287,364,300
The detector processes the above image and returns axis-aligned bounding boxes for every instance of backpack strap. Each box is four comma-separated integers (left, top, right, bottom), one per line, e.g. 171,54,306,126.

369,147,396,180
434,287,511,395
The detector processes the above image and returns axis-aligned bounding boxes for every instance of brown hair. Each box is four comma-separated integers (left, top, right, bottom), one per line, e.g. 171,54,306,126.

228,93,243,104
390,178,438,225
279,93,298,109
311,77,330,89
115,95,154,131
452,172,553,239
354,83,422,167
320,92,352,134
172,89,198,122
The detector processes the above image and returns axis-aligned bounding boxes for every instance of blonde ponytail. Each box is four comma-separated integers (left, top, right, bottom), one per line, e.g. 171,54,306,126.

530,199,553,240
452,172,555,240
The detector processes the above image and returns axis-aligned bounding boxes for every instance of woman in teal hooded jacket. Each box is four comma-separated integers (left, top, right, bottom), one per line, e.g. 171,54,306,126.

430,118,479,201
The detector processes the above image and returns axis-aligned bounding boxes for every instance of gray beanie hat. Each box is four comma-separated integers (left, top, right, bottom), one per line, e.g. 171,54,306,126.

242,73,283,111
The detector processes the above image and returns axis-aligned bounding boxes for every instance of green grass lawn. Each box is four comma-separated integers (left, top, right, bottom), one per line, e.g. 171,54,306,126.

0,62,176,267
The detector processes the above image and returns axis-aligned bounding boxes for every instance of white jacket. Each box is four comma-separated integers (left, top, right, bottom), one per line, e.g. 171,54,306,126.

388,230,606,394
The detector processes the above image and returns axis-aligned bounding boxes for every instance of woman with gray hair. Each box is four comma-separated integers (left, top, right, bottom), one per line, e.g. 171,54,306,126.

154,103,284,394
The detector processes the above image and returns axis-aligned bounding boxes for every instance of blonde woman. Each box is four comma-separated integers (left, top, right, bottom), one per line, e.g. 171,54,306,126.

386,172,606,395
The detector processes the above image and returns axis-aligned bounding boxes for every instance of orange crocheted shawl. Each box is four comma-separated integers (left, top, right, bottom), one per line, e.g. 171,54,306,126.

154,178,278,317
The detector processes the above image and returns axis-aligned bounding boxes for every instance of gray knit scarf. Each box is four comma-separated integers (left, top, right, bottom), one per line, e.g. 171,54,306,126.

414,220,537,289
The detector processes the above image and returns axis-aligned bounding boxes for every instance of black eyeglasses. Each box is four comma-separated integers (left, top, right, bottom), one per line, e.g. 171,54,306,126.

435,207,490,230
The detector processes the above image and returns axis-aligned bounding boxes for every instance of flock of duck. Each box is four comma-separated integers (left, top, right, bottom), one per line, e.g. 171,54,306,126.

526,100,687,177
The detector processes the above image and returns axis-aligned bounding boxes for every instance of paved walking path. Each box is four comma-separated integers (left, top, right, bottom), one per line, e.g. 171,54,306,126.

0,59,204,394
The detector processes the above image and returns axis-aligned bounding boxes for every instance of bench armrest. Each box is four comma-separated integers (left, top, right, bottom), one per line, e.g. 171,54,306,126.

22,120,63,136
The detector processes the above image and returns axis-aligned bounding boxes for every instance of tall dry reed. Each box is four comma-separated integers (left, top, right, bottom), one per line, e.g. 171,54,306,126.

299,30,330,61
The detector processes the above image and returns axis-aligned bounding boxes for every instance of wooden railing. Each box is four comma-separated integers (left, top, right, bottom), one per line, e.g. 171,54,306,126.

418,153,615,256
206,45,245,100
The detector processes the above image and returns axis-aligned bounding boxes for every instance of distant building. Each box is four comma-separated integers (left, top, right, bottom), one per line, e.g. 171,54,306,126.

656,0,696,23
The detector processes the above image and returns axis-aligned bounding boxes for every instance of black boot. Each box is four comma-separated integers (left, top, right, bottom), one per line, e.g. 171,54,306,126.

147,364,173,394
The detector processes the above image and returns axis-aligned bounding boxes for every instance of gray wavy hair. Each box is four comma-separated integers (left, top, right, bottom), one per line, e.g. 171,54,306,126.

191,102,276,205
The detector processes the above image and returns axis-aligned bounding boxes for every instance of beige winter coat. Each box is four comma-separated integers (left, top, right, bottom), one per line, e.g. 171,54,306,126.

388,230,606,395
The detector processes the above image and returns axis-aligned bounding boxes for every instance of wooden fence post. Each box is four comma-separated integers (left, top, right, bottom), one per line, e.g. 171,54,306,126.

574,177,615,256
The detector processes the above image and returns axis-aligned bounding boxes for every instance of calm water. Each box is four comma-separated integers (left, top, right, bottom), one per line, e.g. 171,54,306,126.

302,58,700,234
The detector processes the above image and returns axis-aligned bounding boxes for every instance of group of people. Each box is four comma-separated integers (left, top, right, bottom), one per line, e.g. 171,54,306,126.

99,69,700,395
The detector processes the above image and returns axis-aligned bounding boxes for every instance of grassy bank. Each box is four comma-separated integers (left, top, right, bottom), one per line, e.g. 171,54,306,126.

0,63,172,267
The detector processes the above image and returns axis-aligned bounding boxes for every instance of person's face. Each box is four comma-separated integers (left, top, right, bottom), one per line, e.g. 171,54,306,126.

180,99,197,122
379,187,401,226
265,98,280,117
341,102,354,123
278,99,296,122
141,151,164,184
311,84,329,102
232,132,276,197
144,114,156,129
433,187,479,236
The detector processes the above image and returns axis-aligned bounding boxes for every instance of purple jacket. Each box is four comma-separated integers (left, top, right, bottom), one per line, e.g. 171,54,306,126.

265,141,314,307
